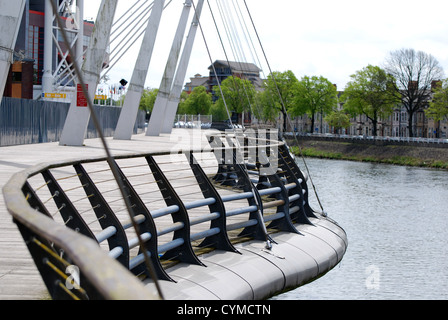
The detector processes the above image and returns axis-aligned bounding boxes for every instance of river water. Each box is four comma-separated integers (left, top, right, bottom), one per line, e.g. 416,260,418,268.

274,158,448,300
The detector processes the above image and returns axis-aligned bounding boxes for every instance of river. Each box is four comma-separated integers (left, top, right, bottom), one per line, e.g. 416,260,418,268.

274,158,448,300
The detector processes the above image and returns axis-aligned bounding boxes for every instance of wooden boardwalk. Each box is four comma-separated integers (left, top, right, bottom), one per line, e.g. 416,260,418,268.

0,129,211,300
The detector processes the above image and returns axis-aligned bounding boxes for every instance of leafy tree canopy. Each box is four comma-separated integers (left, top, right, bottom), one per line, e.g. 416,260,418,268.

139,88,158,113
325,110,350,133
341,65,399,136
214,76,256,114
290,75,337,133
179,86,212,115
291,75,337,116
342,65,399,118
427,79,448,121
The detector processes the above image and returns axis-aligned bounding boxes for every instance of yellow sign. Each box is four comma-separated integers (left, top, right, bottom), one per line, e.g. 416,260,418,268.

95,95,107,100
43,93,67,99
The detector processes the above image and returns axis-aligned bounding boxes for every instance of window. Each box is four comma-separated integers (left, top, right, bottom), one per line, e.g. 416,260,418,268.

28,25,44,85
12,72,22,82
401,112,407,122
57,28,77,44
83,35,90,47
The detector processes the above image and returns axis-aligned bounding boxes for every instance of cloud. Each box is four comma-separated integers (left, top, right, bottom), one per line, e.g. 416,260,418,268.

85,0,448,91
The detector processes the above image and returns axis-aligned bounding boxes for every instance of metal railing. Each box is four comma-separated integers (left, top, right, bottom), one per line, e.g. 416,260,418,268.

3,130,317,300
0,97,146,147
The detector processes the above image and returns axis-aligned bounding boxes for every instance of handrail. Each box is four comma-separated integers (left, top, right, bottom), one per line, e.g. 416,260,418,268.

3,130,316,300
3,165,158,300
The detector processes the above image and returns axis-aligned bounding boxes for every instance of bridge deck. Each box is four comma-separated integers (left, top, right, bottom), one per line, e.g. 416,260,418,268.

0,129,209,300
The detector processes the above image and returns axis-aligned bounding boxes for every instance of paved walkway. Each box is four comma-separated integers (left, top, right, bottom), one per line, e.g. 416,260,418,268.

0,130,210,300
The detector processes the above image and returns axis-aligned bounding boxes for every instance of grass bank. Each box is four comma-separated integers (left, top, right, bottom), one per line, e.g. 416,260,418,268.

287,139,448,170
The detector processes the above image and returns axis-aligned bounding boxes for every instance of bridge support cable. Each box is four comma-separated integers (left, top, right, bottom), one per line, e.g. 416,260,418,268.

207,0,267,131
106,3,154,72
212,0,256,128
101,1,173,81
242,0,326,215
49,0,165,299
194,1,273,250
110,0,150,40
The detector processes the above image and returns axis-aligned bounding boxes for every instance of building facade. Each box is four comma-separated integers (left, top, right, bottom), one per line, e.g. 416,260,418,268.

184,73,209,94
3,0,94,101
290,91,448,138
208,60,263,93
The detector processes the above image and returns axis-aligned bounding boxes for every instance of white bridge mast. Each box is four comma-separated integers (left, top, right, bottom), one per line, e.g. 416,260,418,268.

57,0,205,144
42,0,85,102
113,0,165,141
59,0,118,146
159,0,205,135
0,0,26,103
146,0,193,137
147,0,204,136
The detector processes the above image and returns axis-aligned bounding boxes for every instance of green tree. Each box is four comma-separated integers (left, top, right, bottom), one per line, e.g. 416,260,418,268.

426,79,448,122
210,103,228,121
341,65,399,136
214,76,256,122
325,110,350,134
291,75,338,133
180,86,212,115
139,88,158,114
254,89,278,124
176,91,189,115
263,70,299,131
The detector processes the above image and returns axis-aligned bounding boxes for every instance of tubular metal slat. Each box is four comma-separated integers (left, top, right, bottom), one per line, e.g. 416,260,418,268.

191,228,220,241
289,206,300,215
158,238,185,254
284,183,296,190
129,252,151,270
150,205,179,218
226,205,258,217
122,214,146,230
157,222,184,237
221,191,254,202
257,187,282,196
288,194,301,202
184,197,216,210
227,219,258,231
247,170,259,175
190,212,220,226
95,226,117,244
109,246,124,259
263,212,286,222
262,199,285,209
109,232,152,260
128,232,152,250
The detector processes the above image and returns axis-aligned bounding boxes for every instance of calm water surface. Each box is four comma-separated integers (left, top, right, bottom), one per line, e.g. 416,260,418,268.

274,158,448,300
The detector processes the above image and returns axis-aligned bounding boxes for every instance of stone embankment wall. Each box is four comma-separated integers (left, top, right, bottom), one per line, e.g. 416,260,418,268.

287,136,448,169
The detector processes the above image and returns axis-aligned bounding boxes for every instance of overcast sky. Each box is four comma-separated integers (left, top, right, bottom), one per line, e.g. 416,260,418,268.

83,0,448,91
